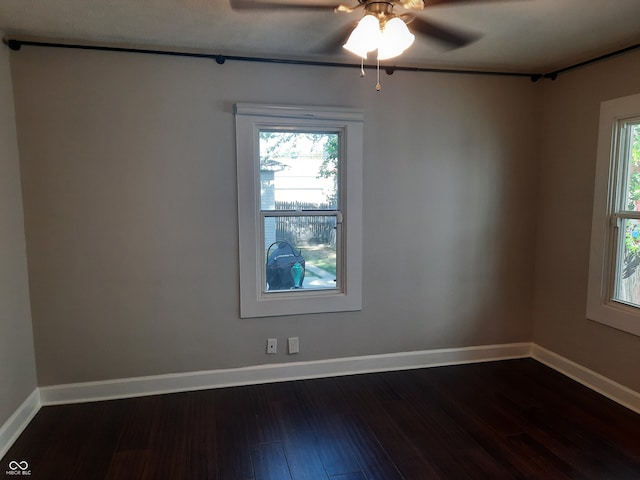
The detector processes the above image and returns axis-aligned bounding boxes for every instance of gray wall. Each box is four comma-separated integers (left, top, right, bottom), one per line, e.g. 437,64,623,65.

10,46,539,386
533,49,640,392
0,36,37,427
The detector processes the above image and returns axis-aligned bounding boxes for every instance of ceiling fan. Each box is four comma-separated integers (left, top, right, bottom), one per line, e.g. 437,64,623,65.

230,0,509,57
230,0,514,90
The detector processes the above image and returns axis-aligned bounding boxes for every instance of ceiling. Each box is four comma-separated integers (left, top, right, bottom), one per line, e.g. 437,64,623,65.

1,0,639,75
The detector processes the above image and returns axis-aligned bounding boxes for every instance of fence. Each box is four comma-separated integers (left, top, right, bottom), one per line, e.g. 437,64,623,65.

274,201,337,247
619,253,640,305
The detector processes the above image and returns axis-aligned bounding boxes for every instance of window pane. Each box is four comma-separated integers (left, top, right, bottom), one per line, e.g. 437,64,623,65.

259,131,339,211
615,123,640,306
614,218,640,307
623,122,640,211
264,215,337,292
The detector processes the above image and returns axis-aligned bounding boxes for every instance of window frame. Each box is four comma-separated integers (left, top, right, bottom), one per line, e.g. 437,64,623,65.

235,103,363,318
587,92,640,337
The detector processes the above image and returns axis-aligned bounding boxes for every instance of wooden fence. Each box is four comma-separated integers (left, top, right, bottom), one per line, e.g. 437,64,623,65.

274,201,336,247
619,253,640,305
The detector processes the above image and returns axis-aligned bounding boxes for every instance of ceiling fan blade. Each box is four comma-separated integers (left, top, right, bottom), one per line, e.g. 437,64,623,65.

230,0,342,11
408,17,480,48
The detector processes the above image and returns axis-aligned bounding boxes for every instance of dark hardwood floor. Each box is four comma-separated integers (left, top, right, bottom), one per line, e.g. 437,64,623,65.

3,358,640,479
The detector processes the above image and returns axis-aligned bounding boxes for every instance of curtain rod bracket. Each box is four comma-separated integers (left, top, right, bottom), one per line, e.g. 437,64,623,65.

3,39,21,50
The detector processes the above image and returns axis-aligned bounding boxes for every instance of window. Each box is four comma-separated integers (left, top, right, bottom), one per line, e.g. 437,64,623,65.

235,104,363,318
587,92,640,336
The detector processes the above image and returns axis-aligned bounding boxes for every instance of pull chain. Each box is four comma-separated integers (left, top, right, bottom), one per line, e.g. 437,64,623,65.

356,56,382,92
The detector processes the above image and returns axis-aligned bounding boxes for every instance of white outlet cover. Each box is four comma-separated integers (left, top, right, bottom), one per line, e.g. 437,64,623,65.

288,337,299,354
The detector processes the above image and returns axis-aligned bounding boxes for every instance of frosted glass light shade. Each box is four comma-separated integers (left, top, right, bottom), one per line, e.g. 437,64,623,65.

343,14,382,59
377,17,415,60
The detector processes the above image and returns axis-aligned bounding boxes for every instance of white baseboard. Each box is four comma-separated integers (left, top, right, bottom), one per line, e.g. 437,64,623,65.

0,389,41,460
531,344,640,415
5,342,640,460
40,342,532,406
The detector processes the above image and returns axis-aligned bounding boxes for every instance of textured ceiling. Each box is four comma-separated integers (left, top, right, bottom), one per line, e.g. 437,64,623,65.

1,0,639,74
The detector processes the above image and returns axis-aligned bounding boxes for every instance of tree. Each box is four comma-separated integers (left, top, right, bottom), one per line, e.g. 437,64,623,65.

317,135,339,207
623,124,640,277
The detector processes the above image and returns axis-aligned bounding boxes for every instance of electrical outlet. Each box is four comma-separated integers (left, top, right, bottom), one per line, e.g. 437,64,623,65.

266,338,277,354
288,337,299,354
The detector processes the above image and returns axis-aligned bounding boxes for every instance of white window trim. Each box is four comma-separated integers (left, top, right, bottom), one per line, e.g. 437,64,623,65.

587,92,640,337
235,103,363,318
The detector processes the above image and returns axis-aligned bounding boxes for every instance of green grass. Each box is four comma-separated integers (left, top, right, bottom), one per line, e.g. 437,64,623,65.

300,244,336,276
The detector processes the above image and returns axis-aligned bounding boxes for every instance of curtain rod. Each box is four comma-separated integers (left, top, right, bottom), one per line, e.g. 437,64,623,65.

1,38,540,80
4,37,640,82
543,42,640,79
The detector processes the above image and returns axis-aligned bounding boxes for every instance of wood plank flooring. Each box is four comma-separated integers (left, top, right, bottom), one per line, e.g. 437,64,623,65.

3,358,640,479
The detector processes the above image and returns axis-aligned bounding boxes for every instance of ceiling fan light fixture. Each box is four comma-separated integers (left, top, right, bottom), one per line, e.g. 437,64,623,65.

377,17,415,60
343,14,382,59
